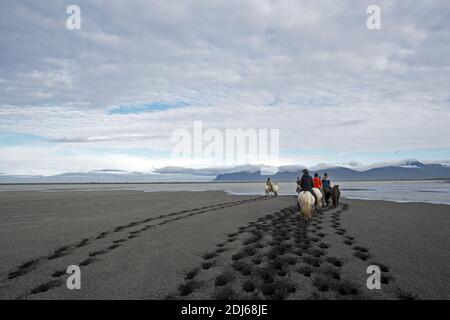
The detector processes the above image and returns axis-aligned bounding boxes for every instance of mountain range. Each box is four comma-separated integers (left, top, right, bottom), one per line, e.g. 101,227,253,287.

1,161,449,183
213,161,450,182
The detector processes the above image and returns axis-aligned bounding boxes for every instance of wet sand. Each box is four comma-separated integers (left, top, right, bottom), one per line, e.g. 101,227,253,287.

0,190,448,299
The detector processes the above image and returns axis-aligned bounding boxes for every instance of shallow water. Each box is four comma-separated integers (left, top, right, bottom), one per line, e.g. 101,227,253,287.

1,180,449,205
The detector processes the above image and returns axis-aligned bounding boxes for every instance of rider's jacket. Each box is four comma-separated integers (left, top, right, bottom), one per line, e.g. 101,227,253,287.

313,177,322,188
300,174,314,190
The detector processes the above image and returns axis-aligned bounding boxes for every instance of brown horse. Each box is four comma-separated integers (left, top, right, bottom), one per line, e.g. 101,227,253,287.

331,185,340,208
323,187,332,206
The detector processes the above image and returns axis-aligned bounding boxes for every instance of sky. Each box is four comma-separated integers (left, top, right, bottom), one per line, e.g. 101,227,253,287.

0,0,449,176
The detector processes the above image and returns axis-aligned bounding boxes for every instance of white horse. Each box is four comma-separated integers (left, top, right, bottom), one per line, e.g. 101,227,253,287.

297,191,315,220
265,183,279,196
312,187,323,210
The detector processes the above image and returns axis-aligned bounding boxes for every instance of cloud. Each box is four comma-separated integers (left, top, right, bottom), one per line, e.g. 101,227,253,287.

154,164,265,176
0,0,449,174
48,134,164,143
333,119,369,127
345,161,362,168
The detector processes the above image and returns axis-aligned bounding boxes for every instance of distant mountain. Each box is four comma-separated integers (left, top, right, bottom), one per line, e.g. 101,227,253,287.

154,164,306,176
0,170,213,183
214,161,450,182
154,164,263,176
1,161,449,183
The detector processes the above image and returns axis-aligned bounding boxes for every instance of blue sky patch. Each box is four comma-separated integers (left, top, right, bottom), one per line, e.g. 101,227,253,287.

0,132,49,147
108,101,189,115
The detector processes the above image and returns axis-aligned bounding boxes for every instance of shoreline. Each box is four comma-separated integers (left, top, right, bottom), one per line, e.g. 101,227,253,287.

0,186,448,206
1,177,449,185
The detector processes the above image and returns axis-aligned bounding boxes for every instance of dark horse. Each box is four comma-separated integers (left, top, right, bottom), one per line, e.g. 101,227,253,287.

323,187,332,206
331,185,341,208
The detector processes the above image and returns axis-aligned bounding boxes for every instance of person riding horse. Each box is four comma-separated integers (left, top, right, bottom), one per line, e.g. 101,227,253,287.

313,173,325,204
266,178,274,192
322,173,331,192
299,169,318,205
321,173,332,206
266,178,279,196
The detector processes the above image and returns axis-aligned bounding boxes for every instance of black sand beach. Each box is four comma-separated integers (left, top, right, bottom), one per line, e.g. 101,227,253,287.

0,191,448,300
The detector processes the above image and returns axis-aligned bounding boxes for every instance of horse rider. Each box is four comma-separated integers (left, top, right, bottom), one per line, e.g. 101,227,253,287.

322,173,331,193
299,169,318,205
313,172,325,194
296,176,301,193
266,178,274,192
313,173,322,189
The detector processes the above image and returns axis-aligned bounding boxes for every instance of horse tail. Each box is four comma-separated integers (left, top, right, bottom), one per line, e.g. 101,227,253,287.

312,188,323,209
298,192,313,219
331,185,340,207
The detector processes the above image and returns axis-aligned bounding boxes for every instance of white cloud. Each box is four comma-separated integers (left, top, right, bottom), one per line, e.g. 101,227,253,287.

0,0,449,174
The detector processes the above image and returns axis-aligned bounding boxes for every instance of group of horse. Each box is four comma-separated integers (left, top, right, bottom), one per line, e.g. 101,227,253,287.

297,185,340,220
265,182,341,220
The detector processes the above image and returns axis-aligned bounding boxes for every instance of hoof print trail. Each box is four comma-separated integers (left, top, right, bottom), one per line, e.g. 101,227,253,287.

215,272,234,287
242,281,255,292
47,246,70,260
202,261,214,270
370,261,390,273
169,202,405,300
52,269,66,278
79,257,97,266
75,239,90,248
202,252,218,260
6,196,268,294
8,258,41,279
178,280,202,296
354,251,371,261
185,267,200,280
30,280,62,295
325,257,343,267
89,249,108,257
